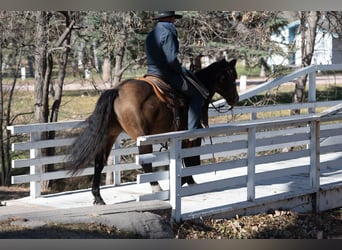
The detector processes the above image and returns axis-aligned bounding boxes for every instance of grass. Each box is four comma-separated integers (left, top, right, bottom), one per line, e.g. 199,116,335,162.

9,89,99,124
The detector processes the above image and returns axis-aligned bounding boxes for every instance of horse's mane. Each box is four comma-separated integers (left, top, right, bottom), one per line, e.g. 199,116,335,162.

195,59,226,92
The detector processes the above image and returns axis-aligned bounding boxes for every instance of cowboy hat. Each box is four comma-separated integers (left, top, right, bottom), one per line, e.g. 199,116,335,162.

153,11,182,20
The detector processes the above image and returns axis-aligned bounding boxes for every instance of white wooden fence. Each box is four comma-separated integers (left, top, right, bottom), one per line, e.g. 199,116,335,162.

136,104,342,221
7,64,342,221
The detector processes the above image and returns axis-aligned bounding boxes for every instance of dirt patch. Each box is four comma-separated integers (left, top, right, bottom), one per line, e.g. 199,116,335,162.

0,186,30,202
0,217,141,239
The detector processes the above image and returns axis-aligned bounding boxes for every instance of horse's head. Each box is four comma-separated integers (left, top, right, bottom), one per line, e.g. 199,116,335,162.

212,58,239,108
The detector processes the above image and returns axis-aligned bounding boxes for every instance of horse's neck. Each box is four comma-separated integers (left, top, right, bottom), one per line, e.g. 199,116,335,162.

195,69,213,95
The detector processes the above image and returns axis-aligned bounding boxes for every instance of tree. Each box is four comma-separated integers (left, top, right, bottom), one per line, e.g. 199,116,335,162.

0,11,31,186
291,11,321,115
50,11,77,123
32,11,77,190
176,11,288,74
80,11,147,86
0,11,6,185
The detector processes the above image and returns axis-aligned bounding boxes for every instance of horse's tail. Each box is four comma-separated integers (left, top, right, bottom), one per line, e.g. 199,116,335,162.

66,88,118,175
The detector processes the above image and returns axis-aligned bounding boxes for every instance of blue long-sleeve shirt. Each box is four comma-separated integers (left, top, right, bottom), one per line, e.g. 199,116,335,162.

146,21,183,86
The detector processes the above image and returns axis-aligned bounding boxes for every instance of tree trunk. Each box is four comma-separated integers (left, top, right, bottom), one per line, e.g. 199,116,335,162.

102,57,111,83
34,11,50,124
0,29,5,186
34,11,51,191
47,13,73,189
50,13,73,123
113,44,125,85
292,11,320,115
1,14,24,186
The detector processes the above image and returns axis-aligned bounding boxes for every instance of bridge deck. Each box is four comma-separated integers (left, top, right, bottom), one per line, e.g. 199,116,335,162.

4,152,342,220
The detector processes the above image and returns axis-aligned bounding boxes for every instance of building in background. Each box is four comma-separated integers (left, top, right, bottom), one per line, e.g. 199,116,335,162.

268,20,342,67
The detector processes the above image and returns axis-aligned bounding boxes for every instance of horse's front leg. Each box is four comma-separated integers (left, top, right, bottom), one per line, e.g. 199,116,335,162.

139,144,163,192
92,153,106,205
182,138,202,185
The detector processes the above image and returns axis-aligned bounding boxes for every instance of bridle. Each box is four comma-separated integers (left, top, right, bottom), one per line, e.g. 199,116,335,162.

209,67,237,115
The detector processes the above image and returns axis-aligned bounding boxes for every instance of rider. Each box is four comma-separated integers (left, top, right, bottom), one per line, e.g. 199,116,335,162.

145,11,206,132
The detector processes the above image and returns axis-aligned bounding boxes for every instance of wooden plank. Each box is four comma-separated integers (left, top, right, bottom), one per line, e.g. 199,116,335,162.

317,64,342,71
320,159,342,169
136,151,169,165
111,146,138,156
137,190,169,202
319,102,342,118
209,100,341,117
181,158,247,177
11,164,138,184
238,65,317,101
105,163,141,172
256,126,309,138
181,140,248,158
12,138,75,151
169,138,183,221
319,185,342,211
181,189,317,221
320,128,342,138
137,171,169,184
137,115,315,146
256,132,309,149
255,165,309,182
310,121,320,211
321,143,342,154
247,127,256,201
180,175,246,197
13,154,69,168
255,149,310,165
8,120,86,134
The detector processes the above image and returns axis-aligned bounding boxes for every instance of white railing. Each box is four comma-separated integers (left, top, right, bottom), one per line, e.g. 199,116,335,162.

8,101,341,199
212,63,342,111
136,104,342,221
7,64,342,218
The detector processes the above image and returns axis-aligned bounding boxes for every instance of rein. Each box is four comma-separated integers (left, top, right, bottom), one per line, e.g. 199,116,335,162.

207,100,235,170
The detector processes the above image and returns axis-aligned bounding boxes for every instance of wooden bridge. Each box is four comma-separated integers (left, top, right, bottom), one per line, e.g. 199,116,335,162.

6,64,342,222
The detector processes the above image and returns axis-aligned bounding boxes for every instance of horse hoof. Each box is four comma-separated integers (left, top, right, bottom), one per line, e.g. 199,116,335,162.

151,184,163,193
182,181,197,187
93,199,106,205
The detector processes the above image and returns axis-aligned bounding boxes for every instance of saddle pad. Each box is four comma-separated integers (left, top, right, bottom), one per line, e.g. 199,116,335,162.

136,75,185,107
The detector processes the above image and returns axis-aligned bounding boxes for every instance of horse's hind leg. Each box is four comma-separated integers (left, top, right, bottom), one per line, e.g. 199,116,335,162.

92,135,118,205
139,144,163,192
92,153,106,205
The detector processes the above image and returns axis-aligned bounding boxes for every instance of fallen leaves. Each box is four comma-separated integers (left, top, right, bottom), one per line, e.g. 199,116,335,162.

174,208,342,239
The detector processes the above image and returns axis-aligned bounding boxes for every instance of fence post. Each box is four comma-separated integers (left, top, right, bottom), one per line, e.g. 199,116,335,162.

112,139,122,186
310,119,320,212
247,127,256,201
30,132,42,198
308,71,316,114
250,112,257,121
169,137,182,222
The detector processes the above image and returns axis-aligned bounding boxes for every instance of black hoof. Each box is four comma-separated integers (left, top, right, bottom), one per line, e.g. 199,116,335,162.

182,176,196,186
93,198,106,205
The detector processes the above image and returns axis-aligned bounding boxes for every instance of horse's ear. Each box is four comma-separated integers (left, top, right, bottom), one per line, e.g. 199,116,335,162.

229,59,237,67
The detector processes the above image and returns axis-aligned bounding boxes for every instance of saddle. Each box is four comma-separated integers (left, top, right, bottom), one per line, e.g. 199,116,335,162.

136,75,187,130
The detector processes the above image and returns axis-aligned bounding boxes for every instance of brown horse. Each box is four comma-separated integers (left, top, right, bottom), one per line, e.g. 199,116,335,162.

67,58,239,205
